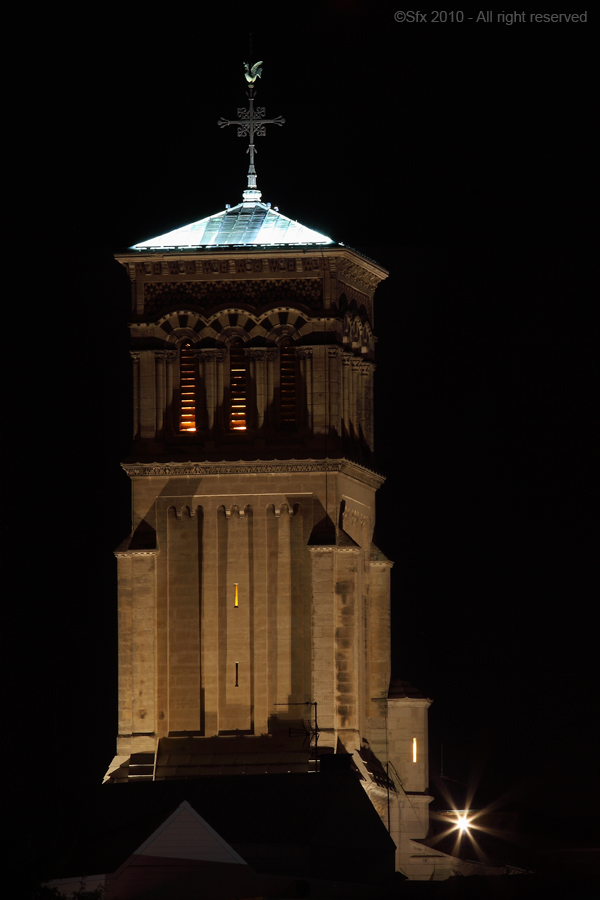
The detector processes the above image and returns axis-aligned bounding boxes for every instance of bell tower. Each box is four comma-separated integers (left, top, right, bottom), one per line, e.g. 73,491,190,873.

104,63,433,876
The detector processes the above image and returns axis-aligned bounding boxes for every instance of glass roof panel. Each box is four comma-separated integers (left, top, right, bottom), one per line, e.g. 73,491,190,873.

132,202,333,249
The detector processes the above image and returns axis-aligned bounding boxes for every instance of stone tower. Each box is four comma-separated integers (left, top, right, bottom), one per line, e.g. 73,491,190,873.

104,66,436,879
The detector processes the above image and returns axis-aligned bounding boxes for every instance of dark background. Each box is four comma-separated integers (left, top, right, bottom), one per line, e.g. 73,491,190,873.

12,0,595,852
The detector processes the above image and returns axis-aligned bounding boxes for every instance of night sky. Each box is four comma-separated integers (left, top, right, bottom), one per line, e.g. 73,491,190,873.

13,3,595,848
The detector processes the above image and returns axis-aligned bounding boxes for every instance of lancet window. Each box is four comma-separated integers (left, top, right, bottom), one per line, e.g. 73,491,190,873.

179,342,196,432
229,341,247,431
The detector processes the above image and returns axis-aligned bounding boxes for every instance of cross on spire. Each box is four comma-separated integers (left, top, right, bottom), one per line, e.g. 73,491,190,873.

218,62,285,203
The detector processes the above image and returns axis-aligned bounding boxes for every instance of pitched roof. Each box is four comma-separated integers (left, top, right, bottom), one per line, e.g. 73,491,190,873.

132,201,333,250
50,773,396,885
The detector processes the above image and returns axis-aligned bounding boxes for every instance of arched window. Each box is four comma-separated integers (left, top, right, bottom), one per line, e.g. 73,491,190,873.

179,342,196,431
229,341,247,431
280,340,296,426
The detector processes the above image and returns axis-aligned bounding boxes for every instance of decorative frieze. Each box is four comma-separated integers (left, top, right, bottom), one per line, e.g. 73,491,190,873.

338,257,382,293
142,278,323,315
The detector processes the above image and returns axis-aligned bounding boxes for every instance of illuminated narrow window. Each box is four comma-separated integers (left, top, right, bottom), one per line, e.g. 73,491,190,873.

229,342,247,430
413,738,417,762
280,340,296,426
234,583,239,607
179,342,196,431
235,663,239,687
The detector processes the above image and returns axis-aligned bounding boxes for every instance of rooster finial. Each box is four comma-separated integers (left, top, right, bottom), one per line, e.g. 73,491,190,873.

243,61,263,85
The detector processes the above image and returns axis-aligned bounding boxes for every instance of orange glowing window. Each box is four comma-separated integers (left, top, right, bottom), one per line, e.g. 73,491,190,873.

179,342,196,432
229,342,247,431
413,738,417,762
234,583,239,607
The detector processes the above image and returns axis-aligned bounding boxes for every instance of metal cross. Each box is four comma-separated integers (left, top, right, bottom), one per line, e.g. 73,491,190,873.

218,62,285,202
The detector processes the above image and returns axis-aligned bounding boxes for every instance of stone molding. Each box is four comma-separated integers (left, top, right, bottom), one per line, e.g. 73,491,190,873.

193,348,227,361
338,257,383,292
307,544,360,553
244,347,278,360
114,549,159,558
388,697,433,710
122,457,385,487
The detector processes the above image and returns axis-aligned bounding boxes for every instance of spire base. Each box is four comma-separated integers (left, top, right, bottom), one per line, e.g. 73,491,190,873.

242,189,262,202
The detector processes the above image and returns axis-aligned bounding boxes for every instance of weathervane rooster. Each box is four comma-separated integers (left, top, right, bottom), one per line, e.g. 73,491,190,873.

244,61,263,84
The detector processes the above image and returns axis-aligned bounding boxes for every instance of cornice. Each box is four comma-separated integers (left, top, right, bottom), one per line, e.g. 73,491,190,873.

388,697,433,709
114,549,159,558
122,457,385,488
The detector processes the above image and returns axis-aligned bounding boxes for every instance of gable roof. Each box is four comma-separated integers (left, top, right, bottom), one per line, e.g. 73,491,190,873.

135,800,246,865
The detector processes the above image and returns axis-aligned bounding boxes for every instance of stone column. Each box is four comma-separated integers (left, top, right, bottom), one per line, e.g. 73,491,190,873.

155,352,169,435
361,361,375,450
139,350,156,440
215,348,226,431
130,352,140,440
244,348,258,431
342,352,352,437
164,350,177,433
196,348,226,432
296,347,313,432
327,347,341,439
245,349,269,430
351,357,361,437
264,348,277,430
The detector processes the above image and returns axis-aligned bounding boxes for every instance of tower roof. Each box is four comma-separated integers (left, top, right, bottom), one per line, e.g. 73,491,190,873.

132,200,333,250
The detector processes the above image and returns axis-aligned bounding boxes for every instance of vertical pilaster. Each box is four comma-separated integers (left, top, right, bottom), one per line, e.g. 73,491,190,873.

368,555,393,719
131,551,157,737
167,506,201,733
164,351,176,433
222,506,252,731
296,347,313,432
309,547,336,747
155,352,166,435
276,506,292,706
116,553,133,750
265,349,277,429
342,352,352,436
130,352,140,440
351,357,361,438
139,350,156,440
334,546,361,750
253,504,269,733
247,349,267,429
328,347,341,438
361,361,375,450
202,502,219,735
